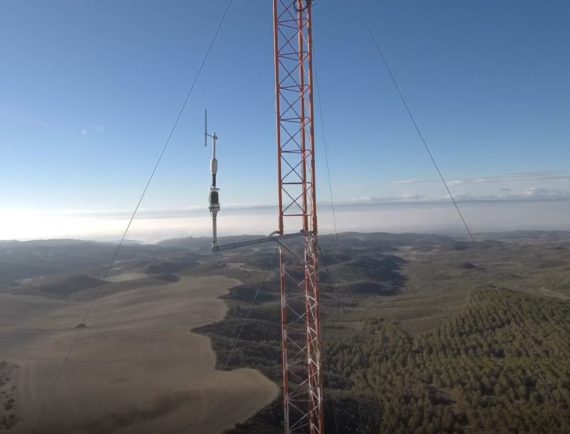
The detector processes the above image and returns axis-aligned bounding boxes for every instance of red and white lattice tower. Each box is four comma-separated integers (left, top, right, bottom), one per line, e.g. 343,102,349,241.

273,1,323,433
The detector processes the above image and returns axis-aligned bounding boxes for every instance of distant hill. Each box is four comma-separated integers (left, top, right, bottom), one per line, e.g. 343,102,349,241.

159,232,463,255
30,275,105,298
0,239,183,286
479,230,570,244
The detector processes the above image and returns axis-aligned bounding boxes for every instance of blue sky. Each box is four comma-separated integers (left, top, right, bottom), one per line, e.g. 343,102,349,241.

1,0,569,240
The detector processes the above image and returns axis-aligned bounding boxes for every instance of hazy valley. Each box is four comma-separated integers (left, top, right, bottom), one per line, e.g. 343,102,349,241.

1,231,570,433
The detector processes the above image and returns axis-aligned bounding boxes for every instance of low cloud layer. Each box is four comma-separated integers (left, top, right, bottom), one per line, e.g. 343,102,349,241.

2,199,570,243
381,170,570,205
392,170,570,186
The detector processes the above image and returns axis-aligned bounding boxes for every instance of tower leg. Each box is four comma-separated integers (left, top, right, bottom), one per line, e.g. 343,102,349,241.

279,247,290,434
305,232,323,434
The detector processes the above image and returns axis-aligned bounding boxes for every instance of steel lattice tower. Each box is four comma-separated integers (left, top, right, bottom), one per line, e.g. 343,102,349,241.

273,1,323,433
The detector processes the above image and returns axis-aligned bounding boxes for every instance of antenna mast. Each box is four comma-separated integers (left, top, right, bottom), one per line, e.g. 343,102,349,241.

205,109,220,250
273,1,323,432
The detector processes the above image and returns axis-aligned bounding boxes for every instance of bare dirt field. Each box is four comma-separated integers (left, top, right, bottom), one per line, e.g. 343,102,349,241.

0,276,278,434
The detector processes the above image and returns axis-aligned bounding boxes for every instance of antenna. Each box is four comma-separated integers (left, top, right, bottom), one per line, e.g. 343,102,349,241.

204,109,220,250
204,109,208,148
204,109,218,158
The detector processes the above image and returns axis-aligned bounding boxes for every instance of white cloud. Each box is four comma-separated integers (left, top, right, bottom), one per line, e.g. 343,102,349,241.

450,188,570,202
524,187,569,199
391,170,570,186
348,194,428,204
391,179,424,185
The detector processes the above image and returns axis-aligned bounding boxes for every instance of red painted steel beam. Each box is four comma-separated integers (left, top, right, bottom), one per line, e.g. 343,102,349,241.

273,1,323,433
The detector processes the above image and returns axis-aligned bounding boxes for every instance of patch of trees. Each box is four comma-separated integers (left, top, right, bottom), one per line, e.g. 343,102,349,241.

195,304,282,380
223,282,279,304
0,361,19,429
325,288,570,433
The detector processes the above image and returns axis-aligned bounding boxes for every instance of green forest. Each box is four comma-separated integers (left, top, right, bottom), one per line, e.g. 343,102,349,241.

325,288,570,433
